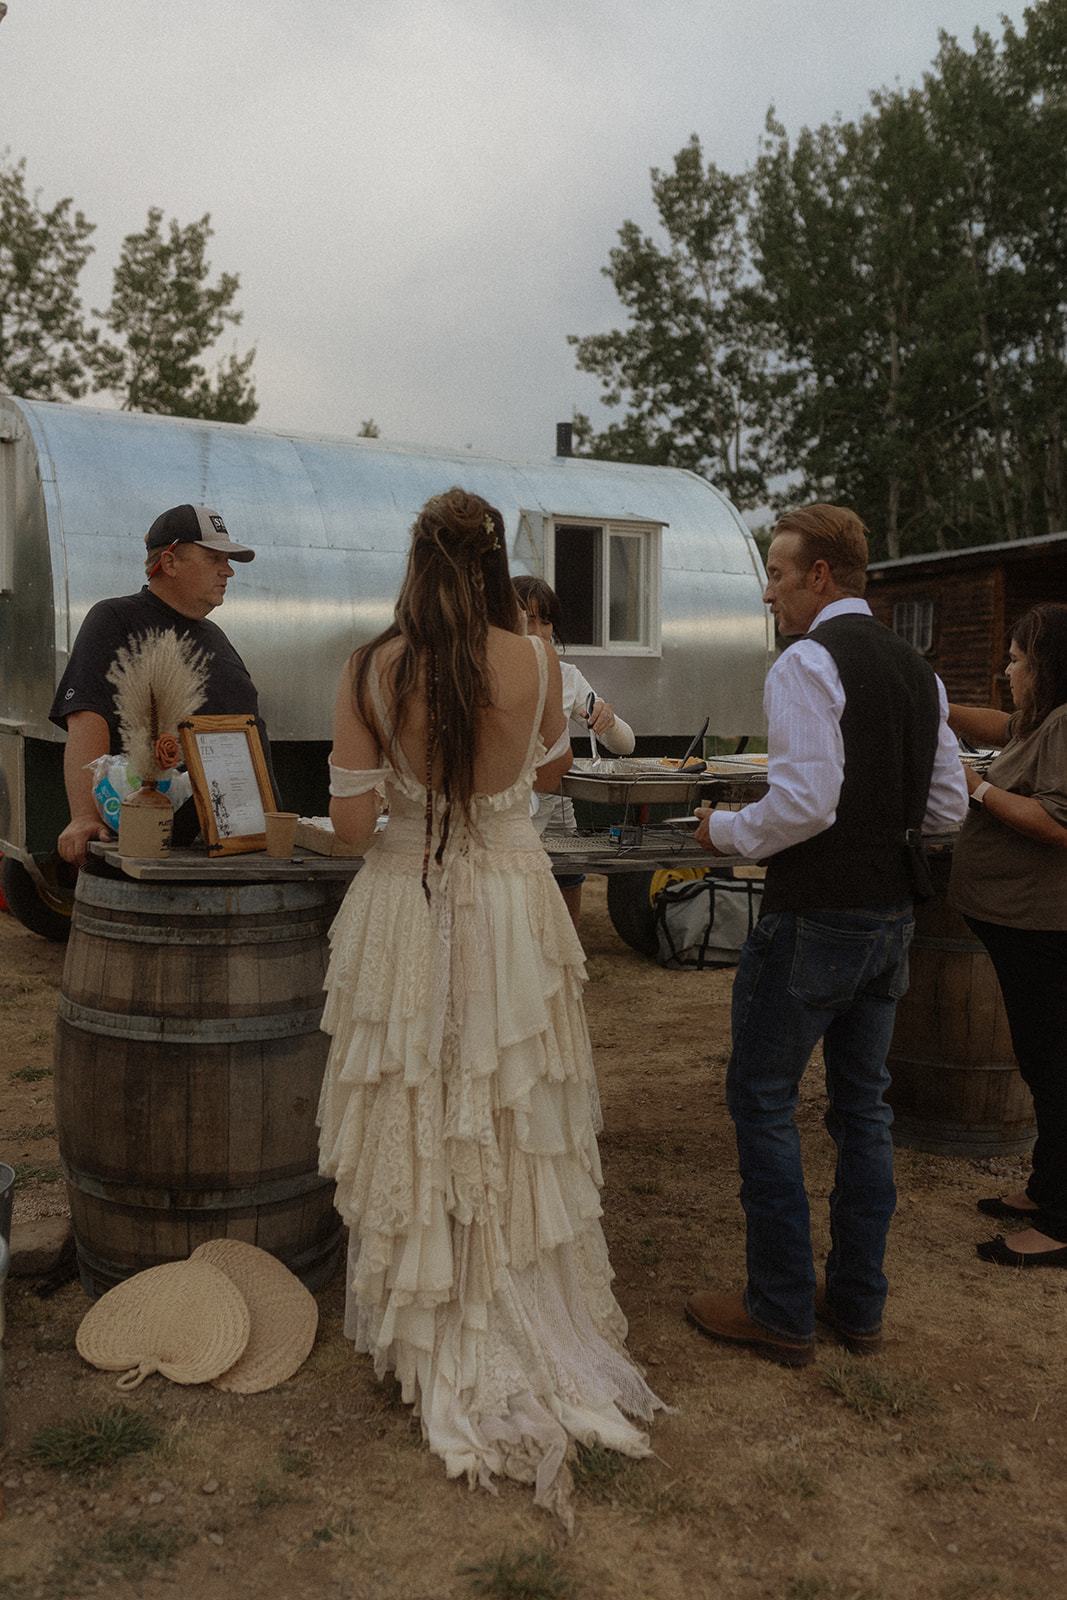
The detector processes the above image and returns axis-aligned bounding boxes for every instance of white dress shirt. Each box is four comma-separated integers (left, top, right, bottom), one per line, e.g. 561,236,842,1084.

706,598,969,861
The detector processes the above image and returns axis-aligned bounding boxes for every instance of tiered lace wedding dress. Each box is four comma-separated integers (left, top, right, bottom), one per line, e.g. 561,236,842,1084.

317,637,662,1524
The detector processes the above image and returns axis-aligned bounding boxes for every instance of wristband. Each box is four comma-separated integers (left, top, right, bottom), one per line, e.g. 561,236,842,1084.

969,780,992,810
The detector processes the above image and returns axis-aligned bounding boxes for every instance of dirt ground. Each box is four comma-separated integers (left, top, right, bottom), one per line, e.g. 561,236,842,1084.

0,877,1065,1600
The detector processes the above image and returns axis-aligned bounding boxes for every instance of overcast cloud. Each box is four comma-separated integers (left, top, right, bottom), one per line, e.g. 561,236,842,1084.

0,0,1035,460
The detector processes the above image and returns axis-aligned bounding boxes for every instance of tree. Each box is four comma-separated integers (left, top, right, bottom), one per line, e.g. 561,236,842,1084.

0,152,100,400
573,2,1067,556
92,208,257,423
567,136,791,510
752,90,983,557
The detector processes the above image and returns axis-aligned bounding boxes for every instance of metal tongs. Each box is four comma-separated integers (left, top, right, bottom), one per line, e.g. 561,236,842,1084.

585,691,601,769
678,715,710,774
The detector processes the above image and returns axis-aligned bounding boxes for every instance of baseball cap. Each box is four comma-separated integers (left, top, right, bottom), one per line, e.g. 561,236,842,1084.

144,504,255,562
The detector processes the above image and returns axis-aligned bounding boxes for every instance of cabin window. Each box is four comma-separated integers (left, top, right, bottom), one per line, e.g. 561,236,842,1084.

893,599,934,654
548,519,661,654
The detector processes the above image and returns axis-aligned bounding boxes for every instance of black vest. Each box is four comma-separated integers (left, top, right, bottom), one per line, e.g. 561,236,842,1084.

761,613,941,913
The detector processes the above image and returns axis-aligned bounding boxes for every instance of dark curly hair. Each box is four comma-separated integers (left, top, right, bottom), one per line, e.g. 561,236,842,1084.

1010,603,1067,738
350,488,520,892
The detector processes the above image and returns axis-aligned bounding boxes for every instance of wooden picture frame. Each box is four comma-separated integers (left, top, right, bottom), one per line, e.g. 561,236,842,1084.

177,714,274,856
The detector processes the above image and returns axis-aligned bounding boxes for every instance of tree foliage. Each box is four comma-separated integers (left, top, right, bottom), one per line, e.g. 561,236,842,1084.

0,154,257,423
0,153,99,400
571,0,1067,558
93,208,257,423
569,136,790,510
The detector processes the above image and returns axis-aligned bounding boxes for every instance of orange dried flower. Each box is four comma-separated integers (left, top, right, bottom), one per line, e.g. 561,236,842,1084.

154,735,181,771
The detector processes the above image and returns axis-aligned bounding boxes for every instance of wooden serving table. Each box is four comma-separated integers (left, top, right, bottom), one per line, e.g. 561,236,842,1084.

86,759,771,883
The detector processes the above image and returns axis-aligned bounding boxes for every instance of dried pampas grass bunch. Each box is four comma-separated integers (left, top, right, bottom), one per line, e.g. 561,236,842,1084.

107,630,209,783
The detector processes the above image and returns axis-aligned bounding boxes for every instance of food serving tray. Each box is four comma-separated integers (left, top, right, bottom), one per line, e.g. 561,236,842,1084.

562,755,768,808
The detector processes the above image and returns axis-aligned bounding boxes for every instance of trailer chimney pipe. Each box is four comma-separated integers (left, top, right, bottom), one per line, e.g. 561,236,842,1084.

555,422,573,458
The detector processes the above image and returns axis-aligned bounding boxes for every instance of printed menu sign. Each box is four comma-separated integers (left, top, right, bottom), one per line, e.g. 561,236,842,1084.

194,730,267,839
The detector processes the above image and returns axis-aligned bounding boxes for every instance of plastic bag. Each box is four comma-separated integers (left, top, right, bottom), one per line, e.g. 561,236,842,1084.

87,755,192,831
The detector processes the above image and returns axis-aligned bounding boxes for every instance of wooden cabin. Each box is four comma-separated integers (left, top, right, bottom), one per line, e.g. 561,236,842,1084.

866,532,1067,710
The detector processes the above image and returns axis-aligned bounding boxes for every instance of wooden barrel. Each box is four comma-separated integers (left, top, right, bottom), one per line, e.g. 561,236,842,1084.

886,857,1036,1157
53,872,345,1298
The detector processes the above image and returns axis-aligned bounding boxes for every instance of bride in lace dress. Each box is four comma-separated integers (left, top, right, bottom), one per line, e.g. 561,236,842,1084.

317,488,662,1524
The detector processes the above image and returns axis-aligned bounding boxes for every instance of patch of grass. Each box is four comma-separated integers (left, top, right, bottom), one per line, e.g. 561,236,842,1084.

819,1355,938,1422
249,1477,290,1518
631,1480,704,1520
27,1406,161,1475
758,1457,823,1500
9,1064,52,1082
571,1440,636,1502
8,1122,56,1141
630,1178,662,1196
908,1453,1009,1494
94,1519,193,1580
280,1446,314,1476
462,1545,574,1599
12,1161,62,1186
639,1236,663,1265
305,1515,358,1547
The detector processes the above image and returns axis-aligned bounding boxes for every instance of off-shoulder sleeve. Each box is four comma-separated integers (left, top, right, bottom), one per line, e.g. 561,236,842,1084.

328,760,391,797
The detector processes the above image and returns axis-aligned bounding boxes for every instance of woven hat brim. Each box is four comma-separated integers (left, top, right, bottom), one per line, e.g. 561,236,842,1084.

76,1260,251,1387
189,1239,318,1393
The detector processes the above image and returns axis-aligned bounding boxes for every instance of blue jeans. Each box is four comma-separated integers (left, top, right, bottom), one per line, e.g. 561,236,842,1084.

726,905,915,1342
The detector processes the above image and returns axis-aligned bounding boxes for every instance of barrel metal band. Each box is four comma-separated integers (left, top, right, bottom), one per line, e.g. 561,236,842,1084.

56,994,325,1042
71,912,326,947
60,1156,335,1211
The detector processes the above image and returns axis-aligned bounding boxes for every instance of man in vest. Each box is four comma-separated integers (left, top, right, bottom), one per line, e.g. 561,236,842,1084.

686,504,969,1365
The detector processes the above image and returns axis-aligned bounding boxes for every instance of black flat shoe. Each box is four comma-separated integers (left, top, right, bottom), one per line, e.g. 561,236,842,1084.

976,1196,1039,1221
976,1235,1067,1268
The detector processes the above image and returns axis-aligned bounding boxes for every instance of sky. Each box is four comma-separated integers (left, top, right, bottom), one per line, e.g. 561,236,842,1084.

0,0,1037,463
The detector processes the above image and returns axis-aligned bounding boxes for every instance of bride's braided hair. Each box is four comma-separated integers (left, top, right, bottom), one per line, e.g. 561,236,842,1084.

350,487,521,898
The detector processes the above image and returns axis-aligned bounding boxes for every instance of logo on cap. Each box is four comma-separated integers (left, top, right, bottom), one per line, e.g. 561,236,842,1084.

209,514,227,536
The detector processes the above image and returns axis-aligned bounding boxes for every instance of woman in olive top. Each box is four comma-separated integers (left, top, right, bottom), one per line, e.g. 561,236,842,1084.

949,603,1067,1267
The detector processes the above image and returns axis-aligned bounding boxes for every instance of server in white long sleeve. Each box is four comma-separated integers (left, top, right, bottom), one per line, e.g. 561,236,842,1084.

684,504,969,1367
514,576,635,931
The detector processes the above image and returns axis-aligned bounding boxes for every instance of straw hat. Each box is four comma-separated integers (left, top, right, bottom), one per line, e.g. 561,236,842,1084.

76,1260,250,1390
190,1239,318,1393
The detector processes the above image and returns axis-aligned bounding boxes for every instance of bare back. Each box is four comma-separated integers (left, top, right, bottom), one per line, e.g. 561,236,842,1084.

372,629,564,798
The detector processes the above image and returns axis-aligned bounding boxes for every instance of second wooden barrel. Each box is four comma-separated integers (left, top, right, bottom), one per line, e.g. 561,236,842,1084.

887,860,1036,1158
53,872,345,1298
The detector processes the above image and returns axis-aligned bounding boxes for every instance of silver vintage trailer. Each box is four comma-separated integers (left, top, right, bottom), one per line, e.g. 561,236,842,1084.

0,396,772,938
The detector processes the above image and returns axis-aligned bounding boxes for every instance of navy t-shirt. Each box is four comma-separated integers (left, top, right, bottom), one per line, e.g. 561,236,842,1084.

50,586,280,832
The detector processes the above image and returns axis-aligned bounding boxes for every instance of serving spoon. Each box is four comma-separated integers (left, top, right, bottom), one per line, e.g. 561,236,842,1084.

585,691,601,769
678,715,710,771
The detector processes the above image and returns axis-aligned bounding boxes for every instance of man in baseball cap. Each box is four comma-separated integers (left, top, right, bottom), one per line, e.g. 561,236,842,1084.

51,503,278,865
144,504,255,566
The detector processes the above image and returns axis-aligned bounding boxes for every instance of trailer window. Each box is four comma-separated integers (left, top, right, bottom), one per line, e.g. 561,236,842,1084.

0,437,13,593
550,520,660,653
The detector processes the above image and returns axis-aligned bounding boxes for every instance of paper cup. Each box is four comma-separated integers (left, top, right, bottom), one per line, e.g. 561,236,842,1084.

264,812,299,857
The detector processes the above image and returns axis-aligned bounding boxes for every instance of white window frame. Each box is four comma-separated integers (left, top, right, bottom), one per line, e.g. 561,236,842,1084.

892,599,934,654
545,516,662,657
0,436,14,594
